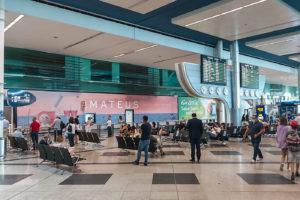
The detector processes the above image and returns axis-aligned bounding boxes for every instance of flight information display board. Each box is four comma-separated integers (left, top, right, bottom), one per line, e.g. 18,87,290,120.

201,55,226,85
240,63,259,89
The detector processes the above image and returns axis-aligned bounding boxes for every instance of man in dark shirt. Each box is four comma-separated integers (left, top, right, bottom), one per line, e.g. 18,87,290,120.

134,115,151,166
243,115,265,163
186,113,203,162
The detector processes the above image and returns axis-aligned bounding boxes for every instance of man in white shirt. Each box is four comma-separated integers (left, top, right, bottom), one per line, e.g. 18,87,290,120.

52,116,62,142
12,126,24,138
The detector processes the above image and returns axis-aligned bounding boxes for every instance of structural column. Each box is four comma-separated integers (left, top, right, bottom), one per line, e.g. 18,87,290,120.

230,40,241,126
298,67,300,101
0,0,5,156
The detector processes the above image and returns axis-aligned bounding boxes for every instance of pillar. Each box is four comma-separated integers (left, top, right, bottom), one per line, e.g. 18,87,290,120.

214,40,224,123
112,62,120,83
0,0,4,138
230,40,241,126
298,67,300,101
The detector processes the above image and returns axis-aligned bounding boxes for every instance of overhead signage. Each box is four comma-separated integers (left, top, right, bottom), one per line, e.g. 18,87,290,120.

6,89,36,107
201,55,227,85
240,63,259,89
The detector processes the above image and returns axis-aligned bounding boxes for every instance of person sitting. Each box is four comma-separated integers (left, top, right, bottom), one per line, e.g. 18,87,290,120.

150,135,165,156
120,124,128,133
52,135,75,157
39,135,51,145
12,126,24,138
151,122,158,135
174,121,185,138
208,119,215,127
159,122,170,136
208,123,224,142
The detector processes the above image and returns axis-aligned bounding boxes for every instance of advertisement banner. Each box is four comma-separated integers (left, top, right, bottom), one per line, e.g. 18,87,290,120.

14,90,178,127
178,97,216,120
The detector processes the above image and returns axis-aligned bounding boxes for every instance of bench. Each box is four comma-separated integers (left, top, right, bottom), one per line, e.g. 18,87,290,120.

7,136,29,151
37,144,82,174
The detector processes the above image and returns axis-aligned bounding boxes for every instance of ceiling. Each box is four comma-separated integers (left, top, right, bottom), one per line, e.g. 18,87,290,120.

259,67,297,87
245,31,300,56
33,0,300,68
4,11,200,70
172,0,300,41
99,0,176,14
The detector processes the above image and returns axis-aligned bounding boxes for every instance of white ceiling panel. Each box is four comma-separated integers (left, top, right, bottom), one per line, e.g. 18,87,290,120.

246,31,300,56
172,0,300,41
5,12,99,54
260,67,297,86
85,39,153,60
289,54,300,62
5,11,20,26
100,0,175,14
62,33,130,57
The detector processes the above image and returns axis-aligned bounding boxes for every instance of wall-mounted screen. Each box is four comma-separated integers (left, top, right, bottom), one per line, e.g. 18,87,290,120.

240,63,259,89
85,113,96,123
201,55,226,85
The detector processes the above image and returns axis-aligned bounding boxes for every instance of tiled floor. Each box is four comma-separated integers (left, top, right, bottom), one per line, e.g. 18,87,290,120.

1,135,300,200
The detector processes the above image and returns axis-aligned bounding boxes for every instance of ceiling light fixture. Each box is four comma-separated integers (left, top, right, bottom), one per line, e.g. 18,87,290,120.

185,0,267,27
4,14,24,32
253,38,295,48
113,54,125,58
135,44,158,52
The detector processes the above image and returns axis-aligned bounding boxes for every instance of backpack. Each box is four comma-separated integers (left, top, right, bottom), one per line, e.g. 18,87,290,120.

286,131,300,152
60,121,65,129
67,124,73,133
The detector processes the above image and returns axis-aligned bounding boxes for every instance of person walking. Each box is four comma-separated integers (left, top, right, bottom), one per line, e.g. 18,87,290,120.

134,115,151,166
286,120,300,181
66,117,76,147
107,115,112,137
30,117,40,150
243,115,265,163
52,116,62,142
186,113,203,163
276,117,289,171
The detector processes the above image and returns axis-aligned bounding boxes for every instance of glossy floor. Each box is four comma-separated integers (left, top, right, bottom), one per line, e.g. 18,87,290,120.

1,136,300,200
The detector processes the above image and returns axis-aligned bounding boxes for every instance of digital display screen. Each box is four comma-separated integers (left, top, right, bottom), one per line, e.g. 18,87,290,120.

240,63,259,89
201,55,226,85
85,113,96,123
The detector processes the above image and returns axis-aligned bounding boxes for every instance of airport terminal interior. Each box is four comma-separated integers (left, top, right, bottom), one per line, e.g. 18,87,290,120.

1,0,300,199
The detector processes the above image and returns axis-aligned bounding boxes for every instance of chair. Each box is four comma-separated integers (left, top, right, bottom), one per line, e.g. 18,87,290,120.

116,136,127,149
82,132,89,141
60,148,80,175
87,132,94,143
92,132,101,143
149,140,157,153
44,145,56,162
124,137,135,149
133,137,140,150
15,138,29,151
36,144,48,167
77,131,84,141
52,146,64,165
8,136,18,149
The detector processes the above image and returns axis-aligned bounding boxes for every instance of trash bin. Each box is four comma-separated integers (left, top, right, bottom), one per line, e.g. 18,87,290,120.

0,137,7,158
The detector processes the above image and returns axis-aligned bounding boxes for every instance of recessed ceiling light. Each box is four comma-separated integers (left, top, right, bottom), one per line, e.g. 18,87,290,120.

254,38,294,48
113,54,125,58
185,0,267,27
135,44,158,52
53,36,59,39
4,15,24,32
